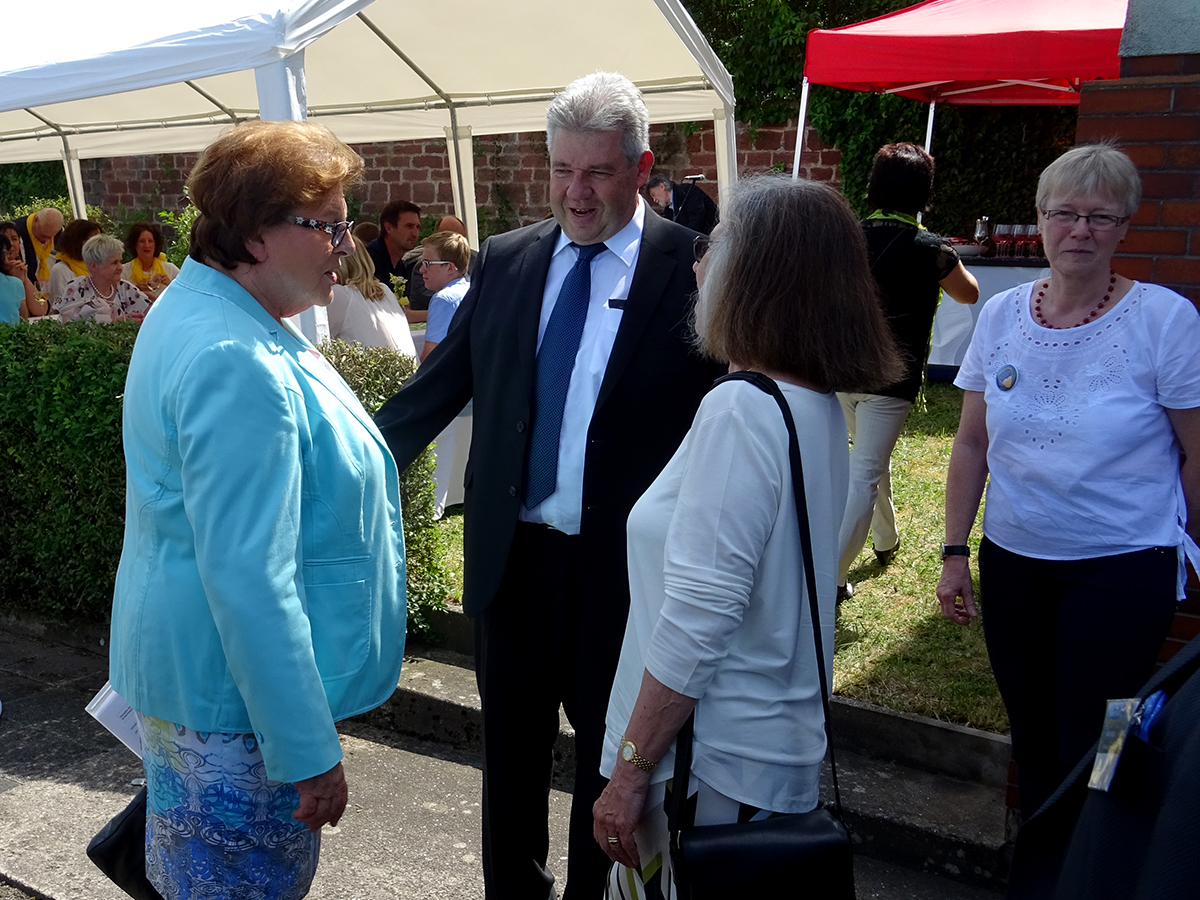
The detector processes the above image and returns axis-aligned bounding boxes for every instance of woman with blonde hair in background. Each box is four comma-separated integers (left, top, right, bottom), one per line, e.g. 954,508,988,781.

327,237,418,359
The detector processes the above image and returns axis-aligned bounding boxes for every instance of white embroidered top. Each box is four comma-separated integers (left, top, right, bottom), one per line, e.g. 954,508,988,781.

956,282,1200,581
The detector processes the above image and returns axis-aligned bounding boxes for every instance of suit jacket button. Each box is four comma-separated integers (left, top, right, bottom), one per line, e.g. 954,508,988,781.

509,486,517,497
516,421,525,433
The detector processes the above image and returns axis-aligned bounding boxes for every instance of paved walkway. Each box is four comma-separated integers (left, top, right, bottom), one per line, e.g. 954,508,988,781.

0,626,1001,900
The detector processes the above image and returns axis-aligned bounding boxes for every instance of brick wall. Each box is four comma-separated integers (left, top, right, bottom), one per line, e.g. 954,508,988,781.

1075,53,1200,658
78,122,838,230
1077,54,1200,306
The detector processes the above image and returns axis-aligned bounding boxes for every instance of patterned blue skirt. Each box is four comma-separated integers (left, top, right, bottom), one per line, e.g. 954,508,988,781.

138,714,320,900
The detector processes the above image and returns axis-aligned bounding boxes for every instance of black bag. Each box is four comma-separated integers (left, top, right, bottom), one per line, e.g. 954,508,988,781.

86,786,165,900
666,371,856,900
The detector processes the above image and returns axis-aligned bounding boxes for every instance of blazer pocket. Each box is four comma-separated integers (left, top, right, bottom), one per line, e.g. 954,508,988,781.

304,577,371,682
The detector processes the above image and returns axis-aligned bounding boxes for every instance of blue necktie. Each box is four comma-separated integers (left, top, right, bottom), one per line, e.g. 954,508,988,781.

523,241,607,508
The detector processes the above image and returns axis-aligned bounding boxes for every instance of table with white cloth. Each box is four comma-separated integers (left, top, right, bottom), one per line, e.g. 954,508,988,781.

927,259,1049,379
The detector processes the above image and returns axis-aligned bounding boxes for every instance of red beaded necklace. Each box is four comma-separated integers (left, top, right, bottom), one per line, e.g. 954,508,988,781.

1034,272,1117,329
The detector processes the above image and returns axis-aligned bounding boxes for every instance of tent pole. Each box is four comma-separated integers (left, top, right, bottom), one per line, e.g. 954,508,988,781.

254,51,308,122
712,105,737,211
792,77,810,180
60,139,86,220
445,124,479,248
923,99,936,154
256,51,328,345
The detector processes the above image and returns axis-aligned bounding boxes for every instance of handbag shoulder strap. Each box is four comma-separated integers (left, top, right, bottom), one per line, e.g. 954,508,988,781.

668,371,844,841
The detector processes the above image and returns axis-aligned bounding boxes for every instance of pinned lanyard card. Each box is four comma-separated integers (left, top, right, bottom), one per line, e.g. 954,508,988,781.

1088,691,1167,792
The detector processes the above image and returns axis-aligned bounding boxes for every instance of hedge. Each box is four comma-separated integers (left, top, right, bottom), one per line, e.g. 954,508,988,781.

0,320,449,640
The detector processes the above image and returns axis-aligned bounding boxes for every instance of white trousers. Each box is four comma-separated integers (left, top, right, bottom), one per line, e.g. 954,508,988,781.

836,392,912,585
432,406,472,518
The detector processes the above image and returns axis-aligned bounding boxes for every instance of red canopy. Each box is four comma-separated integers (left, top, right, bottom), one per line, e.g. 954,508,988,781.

803,0,1126,106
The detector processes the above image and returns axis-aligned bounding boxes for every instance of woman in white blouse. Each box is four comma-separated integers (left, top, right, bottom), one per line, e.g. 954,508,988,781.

937,144,1200,823
592,177,902,898
327,238,417,359
57,234,149,323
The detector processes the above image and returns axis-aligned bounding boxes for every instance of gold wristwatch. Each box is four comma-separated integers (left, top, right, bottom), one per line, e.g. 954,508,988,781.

619,737,658,772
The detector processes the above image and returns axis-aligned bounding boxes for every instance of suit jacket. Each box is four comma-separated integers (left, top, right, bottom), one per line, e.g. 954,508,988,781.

667,183,720,235
375,211,725,618
110,258,407,784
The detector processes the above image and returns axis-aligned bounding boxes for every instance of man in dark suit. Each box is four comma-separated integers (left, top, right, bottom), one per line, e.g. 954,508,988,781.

646,173,719,234
374,71,724,900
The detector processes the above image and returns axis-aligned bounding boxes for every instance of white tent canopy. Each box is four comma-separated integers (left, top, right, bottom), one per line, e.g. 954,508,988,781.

0,0,736,249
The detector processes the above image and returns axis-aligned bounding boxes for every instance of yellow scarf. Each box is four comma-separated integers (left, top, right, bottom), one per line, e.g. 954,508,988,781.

60,254,88,277
129,254,168,282
27,213,54,283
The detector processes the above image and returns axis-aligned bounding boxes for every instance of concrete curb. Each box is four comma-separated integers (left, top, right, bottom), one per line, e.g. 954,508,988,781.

422,606,1012,788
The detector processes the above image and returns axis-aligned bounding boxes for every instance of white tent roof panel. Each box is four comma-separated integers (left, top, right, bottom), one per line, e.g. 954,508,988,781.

0,0,733,164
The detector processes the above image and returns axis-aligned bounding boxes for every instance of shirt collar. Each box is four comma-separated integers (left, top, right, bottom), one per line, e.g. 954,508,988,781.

552,195,646,268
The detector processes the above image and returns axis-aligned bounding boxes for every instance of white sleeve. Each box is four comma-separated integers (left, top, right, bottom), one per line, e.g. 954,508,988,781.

1154,292,1200,409
644,396,785,698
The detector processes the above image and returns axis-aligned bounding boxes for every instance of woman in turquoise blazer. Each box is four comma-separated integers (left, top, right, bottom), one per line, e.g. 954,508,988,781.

109,121,406,900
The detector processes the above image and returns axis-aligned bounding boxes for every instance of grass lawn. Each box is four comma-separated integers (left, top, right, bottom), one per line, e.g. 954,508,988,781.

431,380,1008,734
834,381,1006,734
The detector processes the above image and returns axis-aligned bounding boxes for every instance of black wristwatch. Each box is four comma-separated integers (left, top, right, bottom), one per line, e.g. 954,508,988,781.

941,543,970,561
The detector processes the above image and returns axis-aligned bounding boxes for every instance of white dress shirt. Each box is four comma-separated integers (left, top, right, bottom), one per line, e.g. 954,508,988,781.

520,197,647,534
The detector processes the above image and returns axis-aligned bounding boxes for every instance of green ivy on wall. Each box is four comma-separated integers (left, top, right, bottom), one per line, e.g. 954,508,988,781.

808,88,1078,237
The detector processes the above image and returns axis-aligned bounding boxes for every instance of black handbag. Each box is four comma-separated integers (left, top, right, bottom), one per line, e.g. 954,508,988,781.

666,371,856,900
86,785,165,900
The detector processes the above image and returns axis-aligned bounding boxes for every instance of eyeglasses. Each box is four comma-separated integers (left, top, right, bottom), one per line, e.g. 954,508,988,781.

286,215,354,248
419,259,455,271
1040,209,1129,231
693,234,716,262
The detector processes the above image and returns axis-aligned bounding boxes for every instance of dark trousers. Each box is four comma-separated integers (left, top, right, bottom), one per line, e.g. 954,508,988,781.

474,523,626,900
978,537,1177,820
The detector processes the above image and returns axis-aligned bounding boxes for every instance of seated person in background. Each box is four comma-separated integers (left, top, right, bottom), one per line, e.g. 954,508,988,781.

646,173,719,234
328,238,418,360
434,214,479,278
0,222,26,269
122,222,180,301
352,221,380,245
418,230,470,362
0,234,41,323
367,200,422,317
15,207,63,289
58,234,150,323
48,219,102,305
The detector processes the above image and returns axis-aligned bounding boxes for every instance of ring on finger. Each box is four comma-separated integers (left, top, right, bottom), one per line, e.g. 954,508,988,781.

607,836,620,844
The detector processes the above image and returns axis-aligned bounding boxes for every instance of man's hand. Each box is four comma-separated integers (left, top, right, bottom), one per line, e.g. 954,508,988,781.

293,761,348,831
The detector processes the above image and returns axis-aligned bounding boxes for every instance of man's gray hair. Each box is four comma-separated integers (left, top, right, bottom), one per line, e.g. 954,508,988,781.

82,233,124,268
546,72,650,166
646,173,674,192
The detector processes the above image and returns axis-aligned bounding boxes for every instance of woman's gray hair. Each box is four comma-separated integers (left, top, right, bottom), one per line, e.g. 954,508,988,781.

546,72,650,166
82,233,125,268
1036,142,1142,216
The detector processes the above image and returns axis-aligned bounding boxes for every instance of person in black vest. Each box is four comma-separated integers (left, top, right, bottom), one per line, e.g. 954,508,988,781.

646,173,719,235
836,142,978,602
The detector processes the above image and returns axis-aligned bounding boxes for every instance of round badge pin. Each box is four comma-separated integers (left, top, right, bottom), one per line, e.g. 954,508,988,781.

996,364,1018,391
